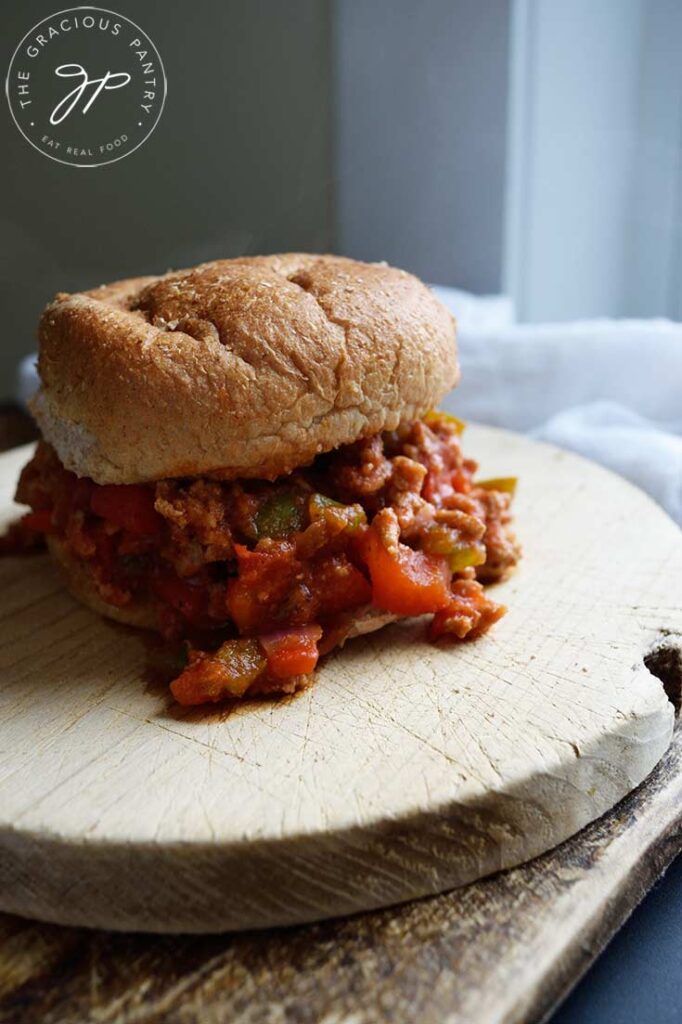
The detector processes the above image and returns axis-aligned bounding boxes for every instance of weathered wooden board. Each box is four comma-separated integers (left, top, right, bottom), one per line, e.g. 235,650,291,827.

0,426,679,934
0,725,679,1024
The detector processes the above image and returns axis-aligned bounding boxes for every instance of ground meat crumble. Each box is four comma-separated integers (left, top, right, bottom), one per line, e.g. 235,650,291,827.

4,412,521,704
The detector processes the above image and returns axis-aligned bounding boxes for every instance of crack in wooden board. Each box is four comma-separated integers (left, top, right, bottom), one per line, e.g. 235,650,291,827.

0,723,679,1024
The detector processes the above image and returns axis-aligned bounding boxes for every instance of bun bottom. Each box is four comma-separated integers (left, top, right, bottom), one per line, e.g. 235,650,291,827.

46,536,397,640
47,536,160,631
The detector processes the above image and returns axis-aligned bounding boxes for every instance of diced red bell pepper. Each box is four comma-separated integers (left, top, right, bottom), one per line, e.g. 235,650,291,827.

362,525,452,616
90,484,162,537
314,556,371,616
259,625,322,679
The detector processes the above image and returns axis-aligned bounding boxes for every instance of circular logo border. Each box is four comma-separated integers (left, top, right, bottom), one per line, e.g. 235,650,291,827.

4,5,167,168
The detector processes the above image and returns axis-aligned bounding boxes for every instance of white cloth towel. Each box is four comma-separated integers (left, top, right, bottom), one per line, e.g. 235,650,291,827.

532,401,682,523
432,298,682,525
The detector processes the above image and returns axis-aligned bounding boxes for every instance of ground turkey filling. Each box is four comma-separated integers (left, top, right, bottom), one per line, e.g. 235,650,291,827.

9,412,521,704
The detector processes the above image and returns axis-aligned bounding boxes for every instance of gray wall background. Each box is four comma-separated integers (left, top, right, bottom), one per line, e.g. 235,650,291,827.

0,0,334,399
0,0,513,402
2,0,681,398
334,0,510,293
505,0,682,322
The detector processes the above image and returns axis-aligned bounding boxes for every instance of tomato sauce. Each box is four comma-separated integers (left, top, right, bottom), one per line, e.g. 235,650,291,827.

7,413,520,704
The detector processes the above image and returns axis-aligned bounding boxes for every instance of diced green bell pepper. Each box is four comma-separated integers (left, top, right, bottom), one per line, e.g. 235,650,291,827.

421,524,486,572
308,493,366,532
255,490,307,539
213,637,267,697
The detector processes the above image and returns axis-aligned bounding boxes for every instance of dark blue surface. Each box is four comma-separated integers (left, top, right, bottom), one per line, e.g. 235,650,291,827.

551,854,682,1024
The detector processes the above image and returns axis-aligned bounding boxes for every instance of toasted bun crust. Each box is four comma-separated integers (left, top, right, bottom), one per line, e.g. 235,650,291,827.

48,534,397,641
32,254,458,484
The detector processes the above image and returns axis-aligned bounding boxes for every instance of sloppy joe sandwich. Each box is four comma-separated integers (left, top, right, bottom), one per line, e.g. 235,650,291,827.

6,254,520,704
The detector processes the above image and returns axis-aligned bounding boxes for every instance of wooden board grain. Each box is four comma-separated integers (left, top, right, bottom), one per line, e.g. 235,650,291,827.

0,426,679,934
0,725,679,1024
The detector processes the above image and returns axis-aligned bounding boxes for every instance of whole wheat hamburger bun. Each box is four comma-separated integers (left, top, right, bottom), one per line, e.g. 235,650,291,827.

31,254,458,485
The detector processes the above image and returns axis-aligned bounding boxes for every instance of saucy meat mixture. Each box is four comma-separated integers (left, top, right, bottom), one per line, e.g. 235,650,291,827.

7,413,520,704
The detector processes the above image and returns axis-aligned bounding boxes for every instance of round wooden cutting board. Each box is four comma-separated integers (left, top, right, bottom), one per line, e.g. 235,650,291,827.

0,427,679,934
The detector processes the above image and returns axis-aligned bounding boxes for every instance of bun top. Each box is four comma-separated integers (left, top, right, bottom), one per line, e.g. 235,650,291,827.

32,254,459,484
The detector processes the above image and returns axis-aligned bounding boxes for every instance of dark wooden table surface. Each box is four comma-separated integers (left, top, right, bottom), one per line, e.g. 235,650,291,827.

0,408,679,1024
